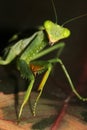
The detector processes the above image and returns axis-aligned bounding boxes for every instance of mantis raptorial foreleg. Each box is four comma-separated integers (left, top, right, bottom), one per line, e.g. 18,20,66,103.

17,59,35,119
17,59,53,118
32,62,53,116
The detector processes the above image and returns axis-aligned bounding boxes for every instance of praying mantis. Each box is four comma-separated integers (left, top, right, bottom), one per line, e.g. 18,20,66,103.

0,0,87,121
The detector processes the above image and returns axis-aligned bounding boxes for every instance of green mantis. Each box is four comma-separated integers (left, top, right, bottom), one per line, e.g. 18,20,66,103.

0,2,87,121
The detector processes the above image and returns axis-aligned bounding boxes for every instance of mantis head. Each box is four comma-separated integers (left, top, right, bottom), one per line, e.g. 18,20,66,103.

44,20,70,45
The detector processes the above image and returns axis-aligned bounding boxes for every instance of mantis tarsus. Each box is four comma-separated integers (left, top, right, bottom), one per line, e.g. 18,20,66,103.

0,1,87,121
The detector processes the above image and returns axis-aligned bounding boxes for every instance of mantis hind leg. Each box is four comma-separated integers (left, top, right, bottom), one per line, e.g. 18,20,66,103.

49,58,87,101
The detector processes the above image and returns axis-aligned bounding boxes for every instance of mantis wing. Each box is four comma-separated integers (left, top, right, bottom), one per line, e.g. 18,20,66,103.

0,31,38,65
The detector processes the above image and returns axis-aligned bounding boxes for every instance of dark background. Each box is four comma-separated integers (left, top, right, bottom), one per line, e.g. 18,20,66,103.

0,0,87,96
0,0,86,29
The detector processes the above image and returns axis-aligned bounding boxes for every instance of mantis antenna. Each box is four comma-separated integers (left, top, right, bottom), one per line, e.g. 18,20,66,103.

62,13,87,26
51,0,58,23
51,0,87,26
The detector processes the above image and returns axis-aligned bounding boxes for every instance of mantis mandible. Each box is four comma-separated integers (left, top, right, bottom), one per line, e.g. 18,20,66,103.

0,0,87,120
